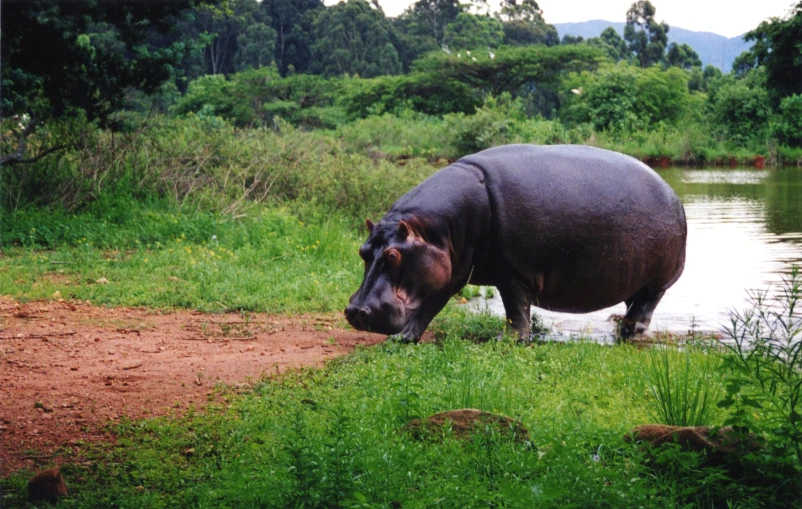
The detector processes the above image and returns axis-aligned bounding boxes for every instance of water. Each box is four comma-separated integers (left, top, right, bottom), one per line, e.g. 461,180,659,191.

475,167,802,341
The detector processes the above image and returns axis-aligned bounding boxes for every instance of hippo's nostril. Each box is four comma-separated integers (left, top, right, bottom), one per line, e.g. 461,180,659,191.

345,305,370,327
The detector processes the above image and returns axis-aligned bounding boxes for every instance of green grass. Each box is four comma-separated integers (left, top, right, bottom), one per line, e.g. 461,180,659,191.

1,206,799,507
2,335,752,508
0,205,364,313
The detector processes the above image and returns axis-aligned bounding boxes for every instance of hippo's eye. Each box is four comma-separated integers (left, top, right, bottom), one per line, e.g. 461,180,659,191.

384,248,402,267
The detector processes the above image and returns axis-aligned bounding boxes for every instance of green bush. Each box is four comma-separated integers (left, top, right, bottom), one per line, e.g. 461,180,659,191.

707,73,772,147
444,93,530,155
774,94,802,148
562,63,692,132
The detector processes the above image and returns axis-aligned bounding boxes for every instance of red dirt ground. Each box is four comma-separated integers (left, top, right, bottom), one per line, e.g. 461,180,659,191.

0,297,389,475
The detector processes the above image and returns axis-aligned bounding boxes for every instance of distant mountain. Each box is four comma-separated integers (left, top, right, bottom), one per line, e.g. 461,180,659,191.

553,20,752,73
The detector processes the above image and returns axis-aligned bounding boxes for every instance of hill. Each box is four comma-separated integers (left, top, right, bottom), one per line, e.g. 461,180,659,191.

553,20,752,73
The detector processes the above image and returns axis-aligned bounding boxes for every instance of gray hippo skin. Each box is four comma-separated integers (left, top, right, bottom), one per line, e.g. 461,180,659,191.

345,144,687,342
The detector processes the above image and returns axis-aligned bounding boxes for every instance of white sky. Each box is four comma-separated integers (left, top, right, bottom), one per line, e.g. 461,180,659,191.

324,0,797,38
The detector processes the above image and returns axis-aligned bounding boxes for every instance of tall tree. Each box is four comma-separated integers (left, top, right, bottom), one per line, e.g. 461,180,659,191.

1,0,210,164
406,0,463,44
498,0,559,46
739,1,802,103
312,0,401,77
624,0,669,68
236,22,279,71
260,0,323,76
443,13,505,50
665,42,701,70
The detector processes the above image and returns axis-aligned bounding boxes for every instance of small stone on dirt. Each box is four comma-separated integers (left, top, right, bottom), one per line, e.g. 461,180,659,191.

51,291,62,299
120,360,143,370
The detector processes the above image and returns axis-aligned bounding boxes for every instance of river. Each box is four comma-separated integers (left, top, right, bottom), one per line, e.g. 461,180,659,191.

475,167,802,341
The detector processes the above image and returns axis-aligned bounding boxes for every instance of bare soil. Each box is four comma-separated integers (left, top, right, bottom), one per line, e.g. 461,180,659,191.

0,297,388,475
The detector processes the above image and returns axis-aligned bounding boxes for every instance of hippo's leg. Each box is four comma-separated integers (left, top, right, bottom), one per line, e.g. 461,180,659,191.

395,290,455,344
619,287,665,339
496,280,532,341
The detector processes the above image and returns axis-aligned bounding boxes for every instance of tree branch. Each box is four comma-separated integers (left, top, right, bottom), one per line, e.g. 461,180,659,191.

0,118,65,165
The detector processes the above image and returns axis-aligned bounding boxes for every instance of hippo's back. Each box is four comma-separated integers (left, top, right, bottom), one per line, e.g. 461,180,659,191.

459,144,686,312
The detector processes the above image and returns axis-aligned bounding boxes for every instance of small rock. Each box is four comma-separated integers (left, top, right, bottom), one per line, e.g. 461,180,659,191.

70,367,78,371
94,337,101,342
96,277,109,285
51,290,62,299
28,468,68,503
120,360,143,370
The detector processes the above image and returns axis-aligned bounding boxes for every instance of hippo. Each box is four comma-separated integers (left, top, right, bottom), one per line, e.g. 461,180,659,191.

345,144,687,342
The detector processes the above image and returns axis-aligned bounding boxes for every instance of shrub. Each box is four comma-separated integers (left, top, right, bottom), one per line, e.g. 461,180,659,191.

774,94,802,148
444,93,529,155
719,267,802,467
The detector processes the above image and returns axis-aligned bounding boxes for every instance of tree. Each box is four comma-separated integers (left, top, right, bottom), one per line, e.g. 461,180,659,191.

563,63,691,132
260,0,323,76
599,27,631,61
312,0,401,78
236,22,279,71
443,13,505,50
665,42,701,70
498,0,559,46
1,0,210,164
406,0,463,44
624,0,669,68
741,1,802,103
561,35,584,45
707,72,772,145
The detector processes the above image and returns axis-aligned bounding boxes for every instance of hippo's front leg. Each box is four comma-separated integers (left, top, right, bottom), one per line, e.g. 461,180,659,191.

496,279,532,341
393,290,455,344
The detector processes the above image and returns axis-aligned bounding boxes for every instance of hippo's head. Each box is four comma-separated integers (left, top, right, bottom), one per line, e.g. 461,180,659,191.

345,218,452,336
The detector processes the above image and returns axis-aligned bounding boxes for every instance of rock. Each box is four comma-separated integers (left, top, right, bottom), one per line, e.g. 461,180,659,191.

28,468,68,503
120,360,143,370
96,277,109,285
625,424,764,458
405,409,529,443
51,291,62,299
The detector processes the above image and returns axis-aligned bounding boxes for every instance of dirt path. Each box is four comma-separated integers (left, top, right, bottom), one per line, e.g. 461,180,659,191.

0,297,387,475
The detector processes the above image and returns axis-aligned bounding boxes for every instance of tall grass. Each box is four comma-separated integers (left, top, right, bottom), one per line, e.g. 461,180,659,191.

645,346,723,426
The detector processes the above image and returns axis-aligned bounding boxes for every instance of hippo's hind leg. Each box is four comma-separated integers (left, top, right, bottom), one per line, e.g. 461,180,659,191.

619,286,666,340
496,279,532,342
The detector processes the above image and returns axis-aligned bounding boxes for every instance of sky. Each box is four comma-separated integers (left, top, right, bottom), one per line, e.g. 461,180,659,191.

323,0,797,38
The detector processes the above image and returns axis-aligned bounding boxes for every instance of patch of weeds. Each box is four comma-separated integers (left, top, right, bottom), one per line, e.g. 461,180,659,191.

644,344,723,426
717,266,802,500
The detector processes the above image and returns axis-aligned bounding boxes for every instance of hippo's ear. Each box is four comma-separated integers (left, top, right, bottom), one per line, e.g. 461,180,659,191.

365,218,375,233
397,220,411,239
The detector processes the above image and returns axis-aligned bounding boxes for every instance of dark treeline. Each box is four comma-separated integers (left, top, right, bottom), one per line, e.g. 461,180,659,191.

1,0,801,211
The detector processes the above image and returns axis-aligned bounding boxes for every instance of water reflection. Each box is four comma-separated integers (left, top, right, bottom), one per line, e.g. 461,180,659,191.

476,167,802,340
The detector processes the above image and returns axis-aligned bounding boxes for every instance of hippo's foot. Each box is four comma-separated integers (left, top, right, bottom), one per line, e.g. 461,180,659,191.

387,333,419,345
616,318,648,340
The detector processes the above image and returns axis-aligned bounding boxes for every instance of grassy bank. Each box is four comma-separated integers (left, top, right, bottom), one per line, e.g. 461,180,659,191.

0,332,769,508
2,206,802,507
